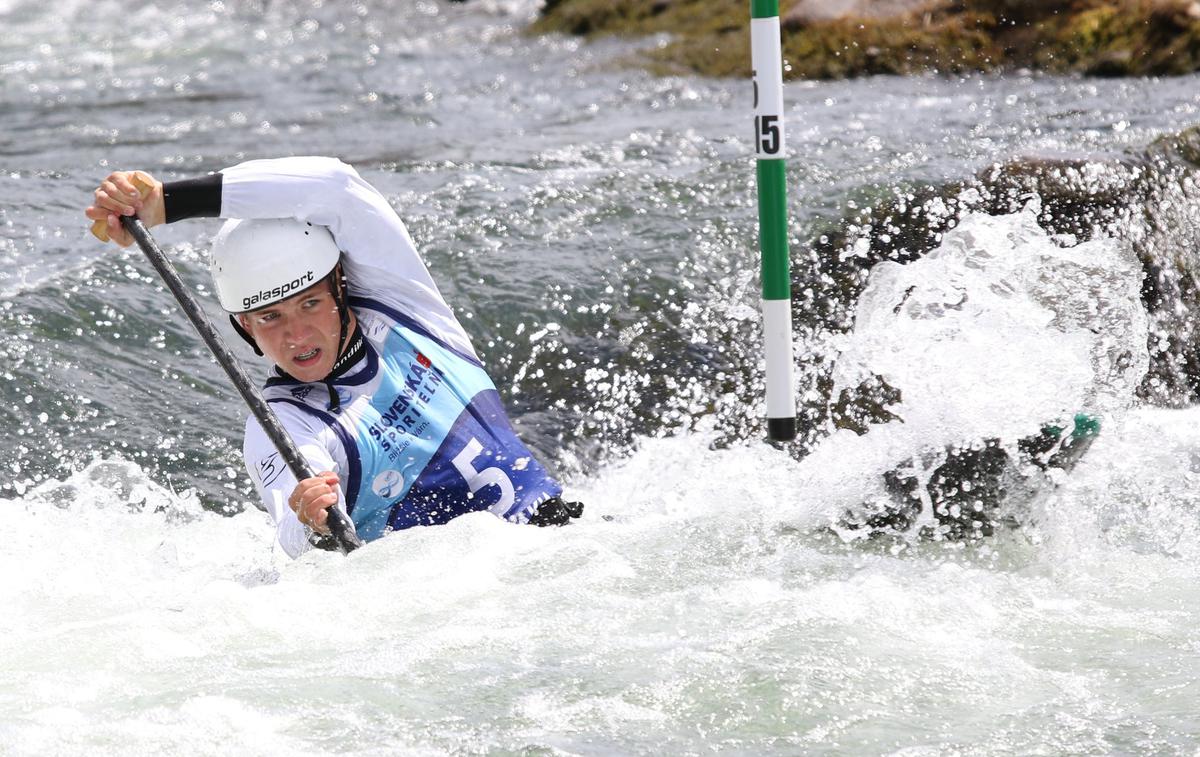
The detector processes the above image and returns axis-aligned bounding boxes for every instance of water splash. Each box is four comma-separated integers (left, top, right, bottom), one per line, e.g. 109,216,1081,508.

794,202,1147,534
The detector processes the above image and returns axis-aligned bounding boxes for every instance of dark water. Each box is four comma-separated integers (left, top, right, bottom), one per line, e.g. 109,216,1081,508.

5,0,1200,509
0,7,1189,507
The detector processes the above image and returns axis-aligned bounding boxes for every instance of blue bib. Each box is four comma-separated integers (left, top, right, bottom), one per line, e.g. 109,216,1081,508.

263,296,562,541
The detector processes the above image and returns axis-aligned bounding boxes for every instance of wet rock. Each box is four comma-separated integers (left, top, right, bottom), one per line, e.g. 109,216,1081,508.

973,156,1144,238
1084,49,1134,77
845,415,1100,540
1127,127,1200,404
803,132,1200,411
830,375,904,434
1148,124,1200,168
782,0,943,27
534,0,1200,79
962,0,1077,24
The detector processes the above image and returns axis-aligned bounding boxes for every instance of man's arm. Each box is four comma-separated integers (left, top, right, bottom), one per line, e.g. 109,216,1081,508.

84,170,219,241
162,173,223,222
86,157,477,359
244,415,348,559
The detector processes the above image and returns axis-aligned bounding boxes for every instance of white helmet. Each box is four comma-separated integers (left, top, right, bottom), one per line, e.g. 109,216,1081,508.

210,218,341,313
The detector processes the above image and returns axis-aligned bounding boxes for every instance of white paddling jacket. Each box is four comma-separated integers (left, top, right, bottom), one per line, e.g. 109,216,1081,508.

164,156,563,557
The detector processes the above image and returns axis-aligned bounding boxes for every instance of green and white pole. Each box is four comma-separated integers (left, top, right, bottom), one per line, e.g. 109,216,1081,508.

751,0,797,441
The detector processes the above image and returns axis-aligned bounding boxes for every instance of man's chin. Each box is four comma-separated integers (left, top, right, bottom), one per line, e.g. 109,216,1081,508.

291,365,330,382
271,355,331,382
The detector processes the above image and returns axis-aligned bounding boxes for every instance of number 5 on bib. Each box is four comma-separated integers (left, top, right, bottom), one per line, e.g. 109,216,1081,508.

452,437,518,517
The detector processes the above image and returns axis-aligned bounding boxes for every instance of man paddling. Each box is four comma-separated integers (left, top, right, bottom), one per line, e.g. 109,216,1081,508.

85,156,580,556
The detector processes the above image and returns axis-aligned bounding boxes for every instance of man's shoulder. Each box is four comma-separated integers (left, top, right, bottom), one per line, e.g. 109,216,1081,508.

350,295,481,368
349,294,404,321
350,296,418,344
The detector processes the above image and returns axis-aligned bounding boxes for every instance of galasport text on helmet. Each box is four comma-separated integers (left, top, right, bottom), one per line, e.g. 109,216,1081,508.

210,218,341,313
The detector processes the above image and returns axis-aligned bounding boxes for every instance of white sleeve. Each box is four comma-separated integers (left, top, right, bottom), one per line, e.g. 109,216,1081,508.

243,414,347,559
218,156,477,359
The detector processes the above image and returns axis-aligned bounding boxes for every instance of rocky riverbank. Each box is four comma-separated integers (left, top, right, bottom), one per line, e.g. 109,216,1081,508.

533,0,1200,79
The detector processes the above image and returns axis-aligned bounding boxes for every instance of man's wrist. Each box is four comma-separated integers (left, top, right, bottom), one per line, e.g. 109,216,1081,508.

163,173,223,223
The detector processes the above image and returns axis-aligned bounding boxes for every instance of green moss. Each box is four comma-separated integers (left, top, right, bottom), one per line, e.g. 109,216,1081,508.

1071,5,1122,47
533,0,1200,79
1020,2,1200,75
779,15,1001,78
530,0,744,39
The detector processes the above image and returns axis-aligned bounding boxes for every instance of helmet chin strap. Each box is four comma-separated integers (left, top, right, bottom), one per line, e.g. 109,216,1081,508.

230,314,264,356
329,262,352,364
323,262,357,413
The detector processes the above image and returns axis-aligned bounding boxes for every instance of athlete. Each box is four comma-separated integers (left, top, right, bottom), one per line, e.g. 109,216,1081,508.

85,156,580,557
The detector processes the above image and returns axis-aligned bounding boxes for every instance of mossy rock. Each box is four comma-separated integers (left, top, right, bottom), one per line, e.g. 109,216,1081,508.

534,0,1200,79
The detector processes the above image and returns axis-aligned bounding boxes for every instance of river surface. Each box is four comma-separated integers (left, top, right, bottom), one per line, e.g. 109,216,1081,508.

3,1,1200,754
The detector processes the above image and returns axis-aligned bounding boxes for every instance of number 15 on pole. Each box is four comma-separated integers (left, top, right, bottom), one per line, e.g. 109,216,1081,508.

751,0,797,442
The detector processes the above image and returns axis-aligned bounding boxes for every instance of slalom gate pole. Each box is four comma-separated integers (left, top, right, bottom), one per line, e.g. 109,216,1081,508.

119,215,364,554
751,0,797,442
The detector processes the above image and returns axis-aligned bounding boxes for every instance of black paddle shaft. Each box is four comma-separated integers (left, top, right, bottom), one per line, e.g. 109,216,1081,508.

120,216,363,554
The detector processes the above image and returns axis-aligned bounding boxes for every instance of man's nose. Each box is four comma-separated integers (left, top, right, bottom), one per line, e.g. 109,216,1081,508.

282,318,310,345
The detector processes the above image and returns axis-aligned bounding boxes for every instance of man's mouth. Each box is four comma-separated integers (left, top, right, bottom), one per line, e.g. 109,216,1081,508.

294,348,320,364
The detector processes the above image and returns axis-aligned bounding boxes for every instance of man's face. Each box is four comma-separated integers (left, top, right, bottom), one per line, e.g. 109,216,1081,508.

239,280,344,382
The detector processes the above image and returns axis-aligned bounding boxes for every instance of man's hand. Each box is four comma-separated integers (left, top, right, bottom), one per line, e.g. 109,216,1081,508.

289,471,341,535
84,170,165,246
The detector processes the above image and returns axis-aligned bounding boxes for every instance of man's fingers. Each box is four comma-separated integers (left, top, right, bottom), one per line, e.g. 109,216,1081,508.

85,206,122,244
310,508,330,534
291,482,339,512
95,186,135,216
296,495,336,534
114,175,139,197
104,172,144,199
289,473,341,532
299,491,339,514
105,178,142,210
106,214,132,247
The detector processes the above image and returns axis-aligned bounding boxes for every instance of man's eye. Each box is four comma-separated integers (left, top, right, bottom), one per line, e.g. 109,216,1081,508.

303,298,323,309
257,312,279,323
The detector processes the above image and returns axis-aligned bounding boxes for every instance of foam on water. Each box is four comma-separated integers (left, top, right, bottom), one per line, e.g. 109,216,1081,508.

1037,407,1200,561
0,443,804,754
841,199,1147,423
5,420,1199,754
792,202,1148,524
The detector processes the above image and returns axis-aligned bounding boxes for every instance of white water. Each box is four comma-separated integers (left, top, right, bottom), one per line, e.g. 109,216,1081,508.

6,410,1200,754
840,201,1147,426
792,203,1148,528
5,207,1199,753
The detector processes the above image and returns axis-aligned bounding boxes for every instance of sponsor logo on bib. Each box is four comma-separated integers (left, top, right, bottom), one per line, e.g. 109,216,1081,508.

371,469,404,499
